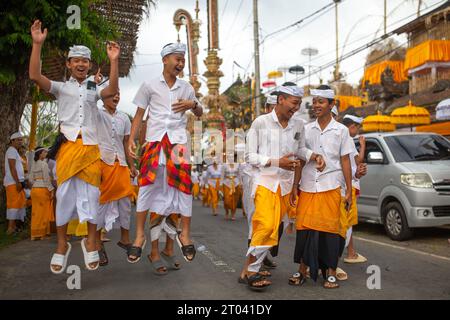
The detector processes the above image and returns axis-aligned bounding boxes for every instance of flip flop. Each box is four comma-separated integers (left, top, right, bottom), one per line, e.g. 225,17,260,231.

336,267,348,281
81,238,99,271
176,234,196,262
127,238,147,264
148,256,168,276
344,253,367,264
50,242,72,274
160,251,181,270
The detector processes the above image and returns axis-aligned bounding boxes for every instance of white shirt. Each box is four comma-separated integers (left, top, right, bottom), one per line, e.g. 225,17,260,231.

350,141,360,190
300,118,354,193
30,160,54,191
206,164,223,186
50,77,103,145
246,110,313,197
133,75,200,145
97,107,131,166
223,164,241,188
3,147,25,186
191,171,199,184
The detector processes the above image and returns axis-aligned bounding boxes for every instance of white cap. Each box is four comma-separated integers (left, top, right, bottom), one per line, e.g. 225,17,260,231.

265,95,278,105
278,85,304,97
10,132,23,140
331,106,338,116
68,45,91,60
343,114,363,124
161,43,187,58
311,89,335,99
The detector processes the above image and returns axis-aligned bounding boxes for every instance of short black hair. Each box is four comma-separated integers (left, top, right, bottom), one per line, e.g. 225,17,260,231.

34,146,45,162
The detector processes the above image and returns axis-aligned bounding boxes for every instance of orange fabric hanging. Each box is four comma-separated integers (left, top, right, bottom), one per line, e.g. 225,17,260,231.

362,60,407,87
99,161,133,204
416,121,450,136
336,95,363,112
404,40,450,73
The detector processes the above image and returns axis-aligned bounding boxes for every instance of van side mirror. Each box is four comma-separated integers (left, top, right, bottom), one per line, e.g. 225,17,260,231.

367,152,384,164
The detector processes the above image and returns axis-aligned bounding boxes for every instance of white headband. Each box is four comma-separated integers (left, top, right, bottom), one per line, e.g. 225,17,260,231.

343,114,363,124
332,106,338,116
68,45,91,60
34,147,48,153
278,85,304,97
161,43,187,58
265,95,278,105
311,89,335,99
10,132,23,140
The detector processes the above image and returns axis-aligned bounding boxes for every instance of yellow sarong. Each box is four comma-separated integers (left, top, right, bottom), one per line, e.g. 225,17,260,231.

192,183,200,199
250,186,294,248
223,182,237,212
201,186,209,206
99,161,133,204
296,188,348,237
208,178,221,210
67,220,88,237
5,185,26,209
31,188,54,238
56,138,101,187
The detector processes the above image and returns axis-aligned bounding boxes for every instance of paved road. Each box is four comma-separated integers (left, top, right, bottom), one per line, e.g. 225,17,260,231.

1,200,449,300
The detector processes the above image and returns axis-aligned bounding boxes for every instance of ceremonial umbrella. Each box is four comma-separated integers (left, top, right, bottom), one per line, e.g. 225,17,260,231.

267,71,283,79
362,112,396,132
391,100,431,131
436,99,450,121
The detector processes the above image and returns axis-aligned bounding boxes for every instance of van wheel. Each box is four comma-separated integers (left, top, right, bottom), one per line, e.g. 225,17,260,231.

382,201,414,241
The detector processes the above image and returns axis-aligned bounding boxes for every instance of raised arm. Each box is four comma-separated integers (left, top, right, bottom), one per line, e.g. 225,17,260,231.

29,20,51,92
100,41,120,99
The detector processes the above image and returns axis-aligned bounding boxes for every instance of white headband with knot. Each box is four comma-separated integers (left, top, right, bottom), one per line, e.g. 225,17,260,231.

161,43,187,58
265,95,278,105
278,85,304,97
34,147,48,153
10,132,23,140
68,45,91,60
343,114,363,124
332,106,338,116
311,89,335,99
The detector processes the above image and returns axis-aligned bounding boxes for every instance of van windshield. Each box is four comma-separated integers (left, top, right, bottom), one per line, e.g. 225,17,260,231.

384,135,450,162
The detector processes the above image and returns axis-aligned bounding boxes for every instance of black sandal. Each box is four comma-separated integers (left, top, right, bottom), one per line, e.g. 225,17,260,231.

176,234,196,262
117,241,132,252
127,239,147,264
323,275,340,289
247,273,271,291
288,272,306,286
99,245,108,267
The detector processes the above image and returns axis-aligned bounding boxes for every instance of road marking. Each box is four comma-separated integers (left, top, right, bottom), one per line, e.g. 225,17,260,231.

354,236,450,263
196,243,236,273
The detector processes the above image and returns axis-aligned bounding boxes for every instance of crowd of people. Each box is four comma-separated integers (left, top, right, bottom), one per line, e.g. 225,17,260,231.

3,19,370,291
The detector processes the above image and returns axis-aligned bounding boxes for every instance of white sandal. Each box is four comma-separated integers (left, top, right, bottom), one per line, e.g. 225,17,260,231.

81,238,99,271
50,242,72,274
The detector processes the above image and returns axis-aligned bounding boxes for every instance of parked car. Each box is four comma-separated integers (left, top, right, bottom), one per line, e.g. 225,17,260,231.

355,132,450,241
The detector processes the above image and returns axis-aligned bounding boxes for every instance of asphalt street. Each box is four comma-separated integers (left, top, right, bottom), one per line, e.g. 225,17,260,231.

0,200,449,300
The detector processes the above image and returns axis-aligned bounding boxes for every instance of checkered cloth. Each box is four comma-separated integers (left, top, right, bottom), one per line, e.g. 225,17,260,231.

139,134,192,195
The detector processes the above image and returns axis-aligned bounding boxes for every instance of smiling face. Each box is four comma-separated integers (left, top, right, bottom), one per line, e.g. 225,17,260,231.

163,53,185,77
66,57,91,81
312,97,334,119
103,91,120,110
40,150,48,160
277,94,301,120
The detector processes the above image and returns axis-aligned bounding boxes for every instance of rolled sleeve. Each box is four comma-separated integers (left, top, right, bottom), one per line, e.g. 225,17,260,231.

340,127,355,157
49,81,63,99
296,126,314,161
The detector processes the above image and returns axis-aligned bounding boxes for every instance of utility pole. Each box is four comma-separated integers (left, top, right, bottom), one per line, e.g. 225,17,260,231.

253,0,261,117
333,0,341,82
384,0,387,35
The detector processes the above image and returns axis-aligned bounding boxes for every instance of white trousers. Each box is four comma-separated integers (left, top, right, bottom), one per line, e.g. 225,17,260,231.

136,166,192,217
97,197,131,232
7,208,26,221
55,177,99,227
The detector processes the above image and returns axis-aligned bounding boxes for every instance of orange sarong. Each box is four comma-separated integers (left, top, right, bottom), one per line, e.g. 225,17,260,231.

223,184,238,212
99,161,133,204
5,185,26,209
56,138,101,187
250,186,294,248
296,188,349,238
31,188,54,238
192,183,200,199
208,178,221,210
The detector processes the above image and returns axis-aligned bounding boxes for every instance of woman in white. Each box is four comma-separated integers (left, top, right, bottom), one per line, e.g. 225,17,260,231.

222,163,241,221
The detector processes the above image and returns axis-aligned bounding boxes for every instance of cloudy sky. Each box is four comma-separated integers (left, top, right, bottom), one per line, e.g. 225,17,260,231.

117,0,445,116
